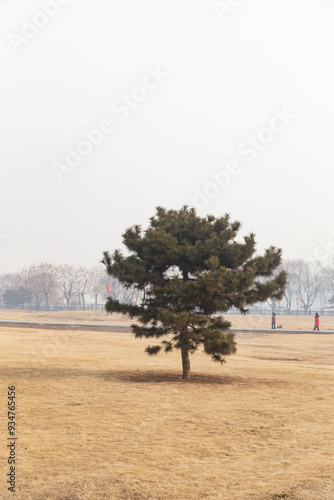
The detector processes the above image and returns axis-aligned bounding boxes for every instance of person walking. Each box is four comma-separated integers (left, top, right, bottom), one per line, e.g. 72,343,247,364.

271,312,276,329
314,312,320,331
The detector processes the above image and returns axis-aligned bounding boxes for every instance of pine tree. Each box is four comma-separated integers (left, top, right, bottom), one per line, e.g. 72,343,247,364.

102,206,287,379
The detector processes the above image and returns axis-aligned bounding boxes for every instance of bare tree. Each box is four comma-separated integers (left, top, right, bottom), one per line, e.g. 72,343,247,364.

107,277,123,301
266,297,277,313
5,263,141,311
76,266,94,310
281,260,299,312
36,262,59,311
20,266,41,312
122,285,142,305
101,271,143,306
57,265,78,310
322,261,334,308
90,265,108,310
294,260,323,313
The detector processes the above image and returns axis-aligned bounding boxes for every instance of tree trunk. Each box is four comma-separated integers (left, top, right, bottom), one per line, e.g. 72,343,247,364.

181,346,190,380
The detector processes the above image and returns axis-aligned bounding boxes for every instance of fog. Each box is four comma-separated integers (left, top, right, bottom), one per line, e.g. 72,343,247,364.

1,0,334,274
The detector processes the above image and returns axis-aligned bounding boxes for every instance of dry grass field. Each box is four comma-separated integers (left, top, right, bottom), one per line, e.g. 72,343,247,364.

0,309,130,324
1,309,334,330
229,314,334,331
0,325,333,499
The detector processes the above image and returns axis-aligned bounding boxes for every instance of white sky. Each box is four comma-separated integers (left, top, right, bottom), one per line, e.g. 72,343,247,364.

1,0,334,274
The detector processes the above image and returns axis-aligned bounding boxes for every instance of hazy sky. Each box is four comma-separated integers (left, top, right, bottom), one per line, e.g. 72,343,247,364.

1,0,334,274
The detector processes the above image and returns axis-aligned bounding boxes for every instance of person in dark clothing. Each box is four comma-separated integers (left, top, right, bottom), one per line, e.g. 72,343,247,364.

314,312,320,331
271,312,276,329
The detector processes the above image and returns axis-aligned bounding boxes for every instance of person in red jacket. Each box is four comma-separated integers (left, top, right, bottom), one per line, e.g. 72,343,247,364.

314,312,320,331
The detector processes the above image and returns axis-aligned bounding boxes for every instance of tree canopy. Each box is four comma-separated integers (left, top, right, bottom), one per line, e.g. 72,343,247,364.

102,206,287,379
3,287,28,308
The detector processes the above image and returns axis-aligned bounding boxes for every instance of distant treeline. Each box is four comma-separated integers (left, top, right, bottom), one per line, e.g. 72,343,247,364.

0,263,141,311
0,259,333,313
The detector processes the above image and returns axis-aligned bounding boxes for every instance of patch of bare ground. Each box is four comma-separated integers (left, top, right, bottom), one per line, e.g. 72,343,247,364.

0,328,333,499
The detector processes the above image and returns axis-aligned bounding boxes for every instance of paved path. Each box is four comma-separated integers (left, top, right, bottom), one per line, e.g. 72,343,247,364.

0,319,333,334
0,319,132,333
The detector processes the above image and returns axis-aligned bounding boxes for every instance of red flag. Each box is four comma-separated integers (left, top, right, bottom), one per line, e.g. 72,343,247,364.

107,281,111,294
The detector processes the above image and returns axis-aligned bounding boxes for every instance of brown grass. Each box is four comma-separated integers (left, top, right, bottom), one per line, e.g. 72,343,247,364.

0,326,333,499
0,309,129,324
229,314,334,331
1,309,333,330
